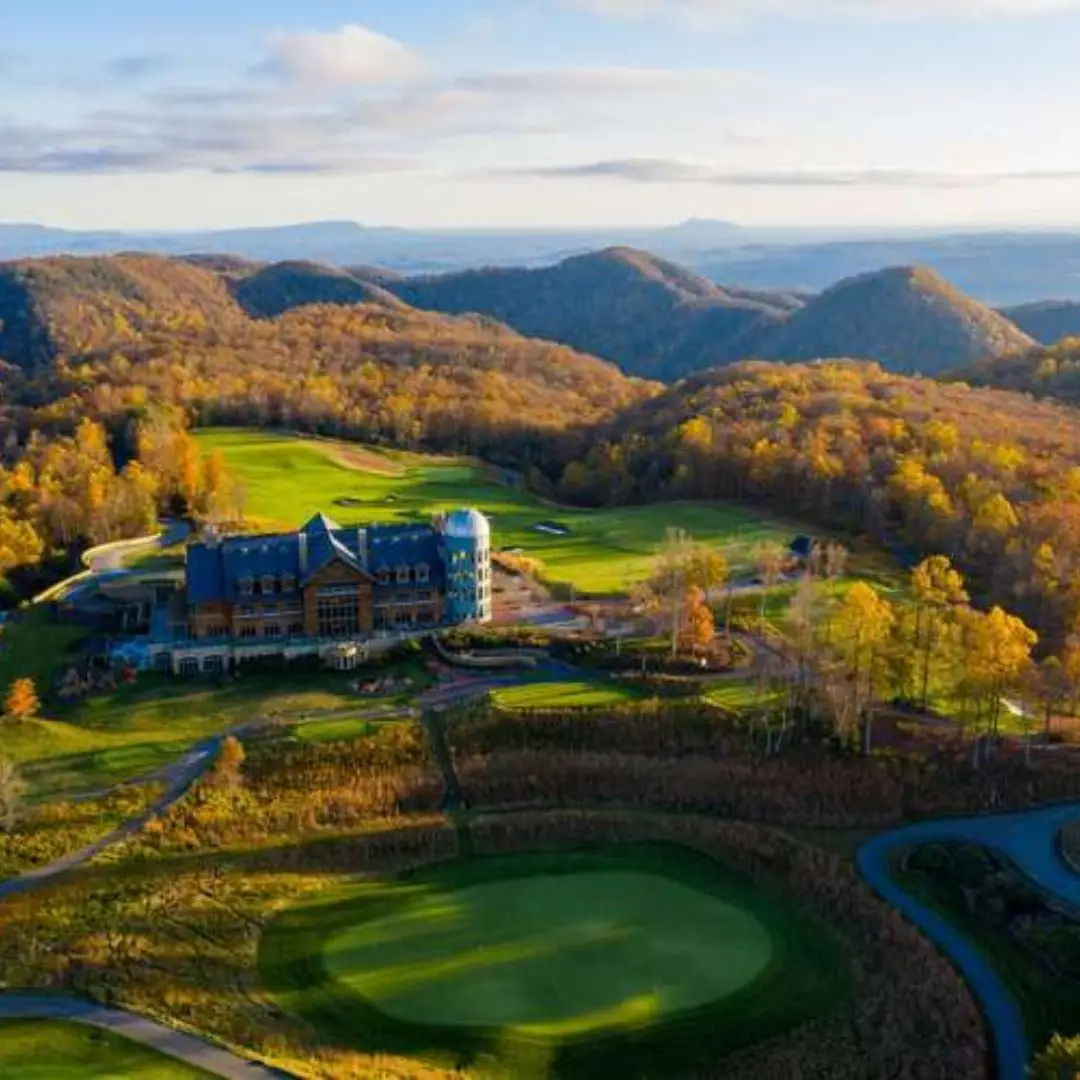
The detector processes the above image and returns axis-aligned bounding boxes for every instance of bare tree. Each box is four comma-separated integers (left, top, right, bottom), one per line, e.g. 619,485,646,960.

0,757,27,833
753,542,787,639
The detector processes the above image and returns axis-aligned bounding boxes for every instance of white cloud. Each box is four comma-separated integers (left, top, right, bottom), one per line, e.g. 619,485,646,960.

568,0,1080,20
492,157,1080,187
259,24,426,87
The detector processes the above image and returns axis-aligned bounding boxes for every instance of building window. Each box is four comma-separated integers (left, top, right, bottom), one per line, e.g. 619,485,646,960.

208,625,228,639
377,568,390,585
318,596,360,638
396,565,410,584
179,657,200,676
281,573,296,592
240,625,258,639
203,656,224,674
260,575,276,596
416,564,430,584
264,623,282,638
289,622,304,636
238,576,254,597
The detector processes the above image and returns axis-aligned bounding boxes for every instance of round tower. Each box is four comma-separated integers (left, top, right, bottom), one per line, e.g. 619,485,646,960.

441,508,492,624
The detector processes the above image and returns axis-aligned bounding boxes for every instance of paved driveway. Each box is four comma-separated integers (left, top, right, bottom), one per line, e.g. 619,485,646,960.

858,800,1080,1080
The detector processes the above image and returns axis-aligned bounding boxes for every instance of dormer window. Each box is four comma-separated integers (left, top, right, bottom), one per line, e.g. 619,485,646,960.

238,575,254,597
281,573,296,593
416,564,430,584
377,568,390,585
396,565,410,584
260,574,276,596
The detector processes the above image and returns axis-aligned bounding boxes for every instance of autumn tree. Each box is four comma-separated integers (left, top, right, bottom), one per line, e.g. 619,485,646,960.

208,735,246,790
648,529,727,656
828,582,895,753
679,586,716,657
4,678,39,722
957,606,1038,761
910,555,969,709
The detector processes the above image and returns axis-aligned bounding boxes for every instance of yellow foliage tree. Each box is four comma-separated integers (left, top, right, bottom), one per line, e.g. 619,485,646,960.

5,678,40,722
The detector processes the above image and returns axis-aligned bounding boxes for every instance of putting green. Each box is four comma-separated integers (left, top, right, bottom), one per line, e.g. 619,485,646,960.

261,845,850,1077
323,870,773,1033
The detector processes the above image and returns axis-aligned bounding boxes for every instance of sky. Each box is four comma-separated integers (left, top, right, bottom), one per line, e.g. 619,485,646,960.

3,0,1080,231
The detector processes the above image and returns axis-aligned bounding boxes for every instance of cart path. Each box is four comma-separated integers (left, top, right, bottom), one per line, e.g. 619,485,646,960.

857,800,1080,1080
0,736,293,1078
0,994,286,1078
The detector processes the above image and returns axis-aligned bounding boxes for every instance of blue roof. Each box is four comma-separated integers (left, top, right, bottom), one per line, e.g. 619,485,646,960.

186,518,444,605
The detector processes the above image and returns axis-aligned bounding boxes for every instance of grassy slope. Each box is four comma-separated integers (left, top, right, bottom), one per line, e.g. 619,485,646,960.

4,670,371,797
490,680,644,710
0,1019,213,1079
194,429,801,594
260,844,849,1078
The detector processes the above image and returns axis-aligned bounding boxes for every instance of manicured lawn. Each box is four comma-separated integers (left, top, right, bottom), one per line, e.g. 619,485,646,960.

704,678,781,713
260,845,849,1078
490,679,644,710
0,1019,213,1078
6,672,370,798
194,429,803,594
291,712,415,744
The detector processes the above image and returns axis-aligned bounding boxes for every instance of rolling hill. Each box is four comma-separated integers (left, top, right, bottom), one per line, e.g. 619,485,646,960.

231,260,405,318
174,251,1036,381
757,266,1035,375
387,247,800,381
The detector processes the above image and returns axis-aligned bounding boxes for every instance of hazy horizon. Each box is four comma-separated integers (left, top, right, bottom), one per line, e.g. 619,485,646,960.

6,2,1080,231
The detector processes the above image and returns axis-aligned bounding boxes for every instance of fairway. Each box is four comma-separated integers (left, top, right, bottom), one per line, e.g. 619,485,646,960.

0,1019,212,1079
491,680,643,710
195,429,800,593
261,845,849,1077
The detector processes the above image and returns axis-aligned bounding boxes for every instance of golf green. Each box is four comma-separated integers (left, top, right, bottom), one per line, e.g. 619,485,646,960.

323,870,773,1034
260,844,850,1077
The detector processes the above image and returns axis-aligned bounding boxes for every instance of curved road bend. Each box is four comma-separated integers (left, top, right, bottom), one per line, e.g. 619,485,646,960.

858,800,1080,1080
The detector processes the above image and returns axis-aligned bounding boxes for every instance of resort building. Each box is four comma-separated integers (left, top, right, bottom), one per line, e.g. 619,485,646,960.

107,509,492,675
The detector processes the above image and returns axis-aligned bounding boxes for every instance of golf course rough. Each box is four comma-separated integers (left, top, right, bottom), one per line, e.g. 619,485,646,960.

260,844,850,1078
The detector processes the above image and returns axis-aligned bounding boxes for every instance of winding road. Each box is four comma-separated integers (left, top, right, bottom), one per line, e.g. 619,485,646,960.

858,801,1080,1080
0,733,287,1078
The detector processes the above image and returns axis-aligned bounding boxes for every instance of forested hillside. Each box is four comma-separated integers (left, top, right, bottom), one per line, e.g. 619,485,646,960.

390,247,798,381
547,360,1080,645
961,339,1080,405
186,250,1035,381
0,254,651,449
8,252,1080,651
